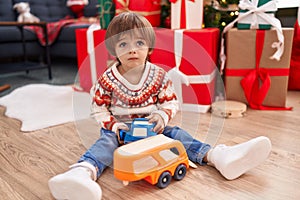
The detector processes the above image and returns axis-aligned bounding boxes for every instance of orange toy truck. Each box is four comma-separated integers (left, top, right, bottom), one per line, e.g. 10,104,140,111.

113,134,189,188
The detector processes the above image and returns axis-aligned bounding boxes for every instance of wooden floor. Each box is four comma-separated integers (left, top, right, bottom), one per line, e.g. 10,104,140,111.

0,91,300,200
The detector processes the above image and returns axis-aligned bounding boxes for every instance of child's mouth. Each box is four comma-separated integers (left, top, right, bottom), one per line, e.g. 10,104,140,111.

128,57,138,60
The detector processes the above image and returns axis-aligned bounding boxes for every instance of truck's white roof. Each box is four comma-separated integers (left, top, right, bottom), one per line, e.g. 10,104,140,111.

117,134,175,155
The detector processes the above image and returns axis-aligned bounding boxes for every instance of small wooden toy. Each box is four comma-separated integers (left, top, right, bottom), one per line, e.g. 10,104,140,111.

119,118,157,144
113,134,189,188
211,100,247,118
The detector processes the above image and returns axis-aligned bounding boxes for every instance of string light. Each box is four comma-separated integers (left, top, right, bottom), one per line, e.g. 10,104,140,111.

204,0,239,31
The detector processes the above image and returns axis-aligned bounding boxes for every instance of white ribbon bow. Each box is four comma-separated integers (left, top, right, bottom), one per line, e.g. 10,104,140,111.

239,0,277,29
220,0,284,74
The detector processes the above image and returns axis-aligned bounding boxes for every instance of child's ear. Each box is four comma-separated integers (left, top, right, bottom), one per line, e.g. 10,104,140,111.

148,49,153,55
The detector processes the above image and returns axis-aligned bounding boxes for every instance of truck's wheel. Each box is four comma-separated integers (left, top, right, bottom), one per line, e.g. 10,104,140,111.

173,164,187,181
156,171,172,189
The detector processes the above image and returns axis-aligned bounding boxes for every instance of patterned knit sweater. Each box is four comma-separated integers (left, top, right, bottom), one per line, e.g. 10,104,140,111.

90,61,179,133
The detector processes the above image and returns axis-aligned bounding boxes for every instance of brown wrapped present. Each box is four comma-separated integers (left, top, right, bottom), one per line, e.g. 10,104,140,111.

225,28,294,110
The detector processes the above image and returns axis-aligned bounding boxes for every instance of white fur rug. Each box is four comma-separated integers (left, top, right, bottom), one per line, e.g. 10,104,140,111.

0,84,91,132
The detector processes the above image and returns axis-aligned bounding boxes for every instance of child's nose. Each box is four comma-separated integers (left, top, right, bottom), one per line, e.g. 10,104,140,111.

129,49,137,54
128,44,137,54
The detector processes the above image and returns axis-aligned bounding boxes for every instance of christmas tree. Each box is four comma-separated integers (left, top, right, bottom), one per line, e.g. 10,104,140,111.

204,0,239,31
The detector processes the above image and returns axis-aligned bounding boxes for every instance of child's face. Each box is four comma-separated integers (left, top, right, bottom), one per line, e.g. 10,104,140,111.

115,32,149,70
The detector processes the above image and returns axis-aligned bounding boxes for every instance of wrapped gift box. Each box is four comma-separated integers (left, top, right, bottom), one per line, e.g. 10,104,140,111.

170,0,203,29
150,28,220,112
114,0,161,27
97,0,115,29
237,0,277,30
76,26,109,92
225,28,294,109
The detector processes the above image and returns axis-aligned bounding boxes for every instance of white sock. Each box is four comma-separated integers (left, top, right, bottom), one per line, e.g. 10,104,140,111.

207,136,272,180
69,161,98,181
48,162,102,200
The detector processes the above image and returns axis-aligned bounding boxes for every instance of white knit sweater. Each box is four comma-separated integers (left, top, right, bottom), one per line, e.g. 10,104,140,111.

90,61,179,132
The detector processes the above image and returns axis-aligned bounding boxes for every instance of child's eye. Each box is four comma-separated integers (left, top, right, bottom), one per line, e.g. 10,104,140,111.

136,40,145,47
119,42,127,48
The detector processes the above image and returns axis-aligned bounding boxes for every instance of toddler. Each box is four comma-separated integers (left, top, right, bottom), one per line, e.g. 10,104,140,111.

48,12,271,200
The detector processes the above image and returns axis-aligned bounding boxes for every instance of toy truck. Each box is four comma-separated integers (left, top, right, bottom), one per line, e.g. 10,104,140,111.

113,134,189,188
119,118,157,144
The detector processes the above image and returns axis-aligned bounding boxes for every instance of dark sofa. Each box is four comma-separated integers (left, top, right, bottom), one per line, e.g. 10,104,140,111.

0,0,99,62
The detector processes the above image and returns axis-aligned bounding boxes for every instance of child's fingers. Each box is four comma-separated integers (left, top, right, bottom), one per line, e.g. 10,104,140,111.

146,114,164,133
121,126,130,131
148,118,156,124
118,124,129,131
146,115,156,124
153,123,164,134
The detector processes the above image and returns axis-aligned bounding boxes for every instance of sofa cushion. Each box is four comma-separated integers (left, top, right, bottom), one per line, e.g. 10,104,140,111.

83,0,99,17
0,0,16,21
57,24,91,42
0,27,37,42
0,27,21,42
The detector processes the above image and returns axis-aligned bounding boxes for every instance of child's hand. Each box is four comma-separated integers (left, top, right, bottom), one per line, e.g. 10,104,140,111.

116,124,129,144
146,113,165,134
117,124,129,132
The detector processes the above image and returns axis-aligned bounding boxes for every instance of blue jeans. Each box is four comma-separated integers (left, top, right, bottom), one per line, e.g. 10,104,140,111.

78,126,211,178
